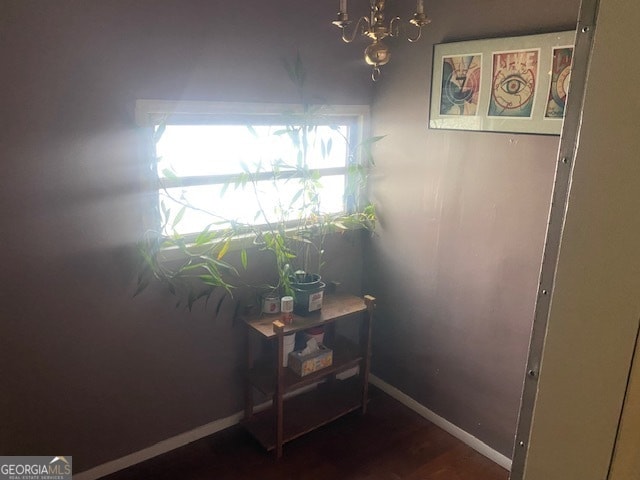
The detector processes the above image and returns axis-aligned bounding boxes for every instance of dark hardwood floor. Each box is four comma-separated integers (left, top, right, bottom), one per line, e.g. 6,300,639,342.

102,386,509,480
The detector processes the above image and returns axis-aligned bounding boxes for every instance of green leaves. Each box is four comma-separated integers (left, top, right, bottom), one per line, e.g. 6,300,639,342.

161,167,178,180
154,123,166,143
246,125,258,138
320,137,333,159
134,52,384,314
356,135,386,166
217,238,231,260
194,225,214,246
172,206,186,229
283,50,306,92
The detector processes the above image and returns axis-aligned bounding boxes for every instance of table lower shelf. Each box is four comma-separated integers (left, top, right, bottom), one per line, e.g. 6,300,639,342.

243,377,364,452
247,335,362,396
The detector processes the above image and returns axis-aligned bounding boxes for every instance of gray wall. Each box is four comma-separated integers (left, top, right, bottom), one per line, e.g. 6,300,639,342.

365,0,580,457
0,0,371,472
1,0,587,472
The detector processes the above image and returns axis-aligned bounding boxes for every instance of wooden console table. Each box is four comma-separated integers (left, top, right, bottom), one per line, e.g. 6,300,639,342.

242,293,376,458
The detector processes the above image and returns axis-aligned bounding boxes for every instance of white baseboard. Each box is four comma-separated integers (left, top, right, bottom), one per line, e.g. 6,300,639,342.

369,374,513,471
73,409,244,480
73,383,319,480
75,374,510,479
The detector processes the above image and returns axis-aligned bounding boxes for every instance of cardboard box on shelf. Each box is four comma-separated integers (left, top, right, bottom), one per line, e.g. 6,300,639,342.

288,344,333,377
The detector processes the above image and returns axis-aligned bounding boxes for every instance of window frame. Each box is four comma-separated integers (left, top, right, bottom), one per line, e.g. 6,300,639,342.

135,99,372,240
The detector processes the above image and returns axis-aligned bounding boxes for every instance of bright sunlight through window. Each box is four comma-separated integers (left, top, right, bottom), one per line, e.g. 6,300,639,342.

136,101,369,238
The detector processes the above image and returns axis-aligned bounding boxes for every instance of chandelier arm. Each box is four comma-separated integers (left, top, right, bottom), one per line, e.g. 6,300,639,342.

341,16,370,43
332,1,431,80
389,16,402,37
407,24,423,43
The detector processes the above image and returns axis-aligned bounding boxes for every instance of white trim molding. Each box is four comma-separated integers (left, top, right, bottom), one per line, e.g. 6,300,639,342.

369,374,513,471
73,411,244,480
73,385,315,480
74,376,510,479
134,99,370,128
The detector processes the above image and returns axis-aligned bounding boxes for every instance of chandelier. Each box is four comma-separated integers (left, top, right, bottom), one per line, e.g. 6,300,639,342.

332,0,431,81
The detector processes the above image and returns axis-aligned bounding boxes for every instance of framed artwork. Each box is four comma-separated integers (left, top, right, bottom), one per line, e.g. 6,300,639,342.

429,31,575,135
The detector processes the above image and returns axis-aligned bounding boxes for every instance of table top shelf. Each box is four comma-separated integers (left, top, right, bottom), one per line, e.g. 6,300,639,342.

243,293,368,338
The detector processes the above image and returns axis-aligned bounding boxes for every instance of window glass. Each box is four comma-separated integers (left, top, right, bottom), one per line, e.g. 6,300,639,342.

159,175,345,234
151,118,357,236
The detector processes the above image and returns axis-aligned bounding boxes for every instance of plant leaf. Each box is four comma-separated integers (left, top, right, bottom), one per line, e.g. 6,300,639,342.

172,206,186,229
154,123,167,143
283,51,305,90
217,238,231,260
161,168,178,180
241,249,248,270
133,278,149,297
215,295,226,315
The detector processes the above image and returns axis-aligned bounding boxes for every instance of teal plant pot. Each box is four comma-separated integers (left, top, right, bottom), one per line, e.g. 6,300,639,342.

290,273,325,316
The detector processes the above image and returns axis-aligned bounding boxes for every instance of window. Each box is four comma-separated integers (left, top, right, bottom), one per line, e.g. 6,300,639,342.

135,101,369,237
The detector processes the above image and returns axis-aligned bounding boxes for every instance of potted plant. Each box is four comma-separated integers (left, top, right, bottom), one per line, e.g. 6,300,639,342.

135,56,380,313
211,114,378,314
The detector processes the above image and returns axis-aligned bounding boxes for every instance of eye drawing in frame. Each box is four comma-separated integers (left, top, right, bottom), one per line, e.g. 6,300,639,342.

429,30,576,135
488,49,539,118
545,46,574,118
439,54,482,116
